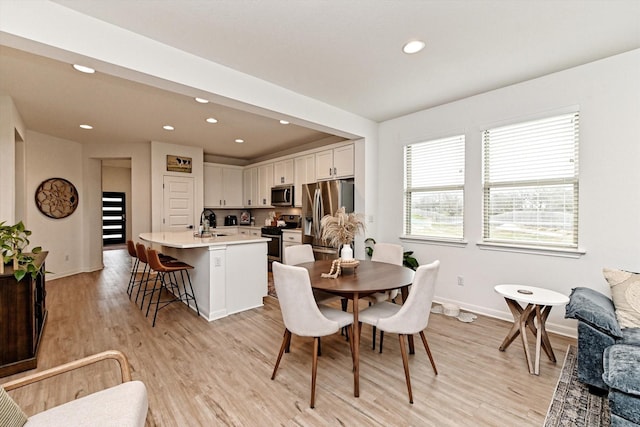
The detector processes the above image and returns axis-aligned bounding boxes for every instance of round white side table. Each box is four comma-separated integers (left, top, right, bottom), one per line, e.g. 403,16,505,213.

494,284,569,375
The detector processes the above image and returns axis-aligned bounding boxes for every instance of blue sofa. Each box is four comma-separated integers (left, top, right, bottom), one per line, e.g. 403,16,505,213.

566,287,640,426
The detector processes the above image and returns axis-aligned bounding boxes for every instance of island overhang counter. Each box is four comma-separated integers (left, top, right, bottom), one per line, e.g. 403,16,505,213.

139,231,269,321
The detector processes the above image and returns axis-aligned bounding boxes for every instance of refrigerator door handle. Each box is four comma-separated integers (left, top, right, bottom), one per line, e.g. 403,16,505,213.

314,188,322,239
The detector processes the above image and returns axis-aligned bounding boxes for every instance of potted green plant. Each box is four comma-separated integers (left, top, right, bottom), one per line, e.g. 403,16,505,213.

0,221,44,281
364,237,419,270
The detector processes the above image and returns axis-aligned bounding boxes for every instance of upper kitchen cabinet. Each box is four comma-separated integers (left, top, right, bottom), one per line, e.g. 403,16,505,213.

204,163,244,208
315,143,354,180
243,167,258,207
273,159,294,185
257,163,274,206
294,154,315,206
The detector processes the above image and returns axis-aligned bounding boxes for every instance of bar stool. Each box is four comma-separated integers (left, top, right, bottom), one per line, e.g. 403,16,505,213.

145,248,200,327
126,240,140,297
134,243,155,310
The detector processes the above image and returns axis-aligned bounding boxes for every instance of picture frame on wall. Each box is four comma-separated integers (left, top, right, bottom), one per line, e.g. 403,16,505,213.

166,155,192,173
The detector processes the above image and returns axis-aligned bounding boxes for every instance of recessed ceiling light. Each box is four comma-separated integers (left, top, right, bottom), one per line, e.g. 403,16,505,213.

206,117,218,124
79,124,93,130
195,97,209,104
235,139,244,144
73,64,95,74
402,40,426,54
279,120,290,125
163,125,174,131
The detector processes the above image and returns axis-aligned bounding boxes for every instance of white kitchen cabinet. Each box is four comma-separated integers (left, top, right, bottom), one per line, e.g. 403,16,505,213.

282,230,302,264
273,158,294,185
239,227,261,237
204,163,243,208
315,143,354,180
243,167,258,207
294,154,315,206
257,163,274,206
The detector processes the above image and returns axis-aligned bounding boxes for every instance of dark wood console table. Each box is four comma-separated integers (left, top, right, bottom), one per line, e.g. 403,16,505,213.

0,252,48,377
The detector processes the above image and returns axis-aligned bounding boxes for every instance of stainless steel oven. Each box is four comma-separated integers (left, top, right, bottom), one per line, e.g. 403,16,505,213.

261,226,283,267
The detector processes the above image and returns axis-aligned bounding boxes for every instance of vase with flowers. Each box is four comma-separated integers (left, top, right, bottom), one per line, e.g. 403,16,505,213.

320,207,365,261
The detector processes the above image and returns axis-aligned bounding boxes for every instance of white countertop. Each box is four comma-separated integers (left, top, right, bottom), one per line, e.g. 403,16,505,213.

139,230,269,249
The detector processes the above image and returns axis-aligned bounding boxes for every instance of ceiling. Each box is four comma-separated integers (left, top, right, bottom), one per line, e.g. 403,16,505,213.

1,0,639,162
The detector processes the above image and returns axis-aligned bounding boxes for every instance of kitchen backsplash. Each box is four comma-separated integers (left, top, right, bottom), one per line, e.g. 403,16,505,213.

209,207,302,227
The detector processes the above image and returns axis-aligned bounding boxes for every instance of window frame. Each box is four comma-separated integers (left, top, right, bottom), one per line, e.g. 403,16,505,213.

481,111,580,251
403,134,466,242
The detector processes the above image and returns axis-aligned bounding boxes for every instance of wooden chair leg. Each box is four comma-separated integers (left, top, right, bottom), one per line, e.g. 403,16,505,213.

419,331,438,375
311,337,319,408
372,325,377,350
285,329,292,353
347,325,356,372
379,331,385,353
272,329,290,380
399,334,413,404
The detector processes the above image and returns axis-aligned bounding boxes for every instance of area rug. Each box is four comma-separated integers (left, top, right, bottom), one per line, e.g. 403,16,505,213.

544,345,610,427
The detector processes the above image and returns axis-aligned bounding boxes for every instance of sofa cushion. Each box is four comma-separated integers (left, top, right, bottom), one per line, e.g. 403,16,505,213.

621,327,640,345
25,380,147,427
0,388,27,427
603,344,640,397
566,287,623,338
603,268,640,329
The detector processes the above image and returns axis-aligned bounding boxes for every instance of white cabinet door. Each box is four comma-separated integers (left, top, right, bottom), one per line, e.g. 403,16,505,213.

222,167,243,207
203,163,223,207
294,154,315,206
258,163,274,206
315,149,334,180
314,144,354,180
243,167,258,207
204,163,243,208
273,159,294,185
333,144,354,178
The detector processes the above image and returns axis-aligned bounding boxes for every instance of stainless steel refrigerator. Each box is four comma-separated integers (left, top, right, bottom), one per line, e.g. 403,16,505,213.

302,180,354,260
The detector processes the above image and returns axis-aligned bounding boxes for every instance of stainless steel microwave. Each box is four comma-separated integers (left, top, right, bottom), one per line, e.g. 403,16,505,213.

271,185,294,207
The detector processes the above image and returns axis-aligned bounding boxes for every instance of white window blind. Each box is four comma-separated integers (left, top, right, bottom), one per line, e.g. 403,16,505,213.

482,112,579,248
404,135,465,239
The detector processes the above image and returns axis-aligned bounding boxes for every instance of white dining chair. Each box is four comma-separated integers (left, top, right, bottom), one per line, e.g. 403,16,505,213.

358,260,440,404
270,262,355,408
363,242,404,351
284,244,341,306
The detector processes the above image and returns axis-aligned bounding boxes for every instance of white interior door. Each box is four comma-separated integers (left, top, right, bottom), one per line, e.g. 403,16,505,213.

163,175,194,232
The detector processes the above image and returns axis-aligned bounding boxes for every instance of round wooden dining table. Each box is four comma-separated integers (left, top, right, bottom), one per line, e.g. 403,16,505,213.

297,259,415,397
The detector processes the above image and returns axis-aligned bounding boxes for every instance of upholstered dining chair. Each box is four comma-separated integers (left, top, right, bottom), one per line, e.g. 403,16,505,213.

270,262,355,408
363,242,404,351
358,260,440,404
283,244,341,306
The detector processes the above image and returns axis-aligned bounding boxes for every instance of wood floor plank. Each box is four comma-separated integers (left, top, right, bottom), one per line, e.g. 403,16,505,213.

3,249,575,425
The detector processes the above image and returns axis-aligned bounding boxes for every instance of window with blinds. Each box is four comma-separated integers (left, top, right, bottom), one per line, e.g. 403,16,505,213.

482,112,579,248
404,135,465,239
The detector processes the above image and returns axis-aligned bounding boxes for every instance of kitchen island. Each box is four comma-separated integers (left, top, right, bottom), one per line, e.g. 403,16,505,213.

139,230,269,321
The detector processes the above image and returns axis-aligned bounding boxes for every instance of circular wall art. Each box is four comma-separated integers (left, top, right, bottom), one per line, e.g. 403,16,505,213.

35,178,79,219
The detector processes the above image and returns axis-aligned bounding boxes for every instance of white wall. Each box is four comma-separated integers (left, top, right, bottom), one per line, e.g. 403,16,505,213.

0,96,25,224
83,141,152,271
377,49,640,336
24,131,84,278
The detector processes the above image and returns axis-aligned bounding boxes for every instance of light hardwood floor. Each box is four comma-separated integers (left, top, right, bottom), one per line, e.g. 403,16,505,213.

4,249,575,426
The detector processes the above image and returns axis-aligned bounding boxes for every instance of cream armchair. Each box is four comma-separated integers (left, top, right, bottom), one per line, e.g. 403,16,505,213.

1,350,148,427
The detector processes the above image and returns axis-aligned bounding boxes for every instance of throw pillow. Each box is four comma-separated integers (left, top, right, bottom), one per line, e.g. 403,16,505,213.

603,268,640,329
0,387,28,427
